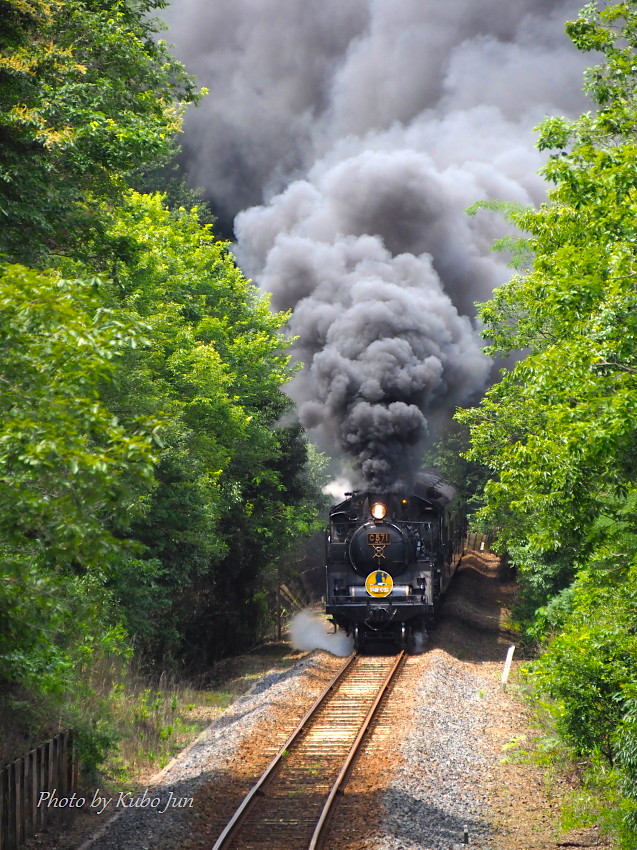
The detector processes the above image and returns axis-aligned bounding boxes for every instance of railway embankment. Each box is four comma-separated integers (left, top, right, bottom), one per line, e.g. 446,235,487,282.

22,550,610,850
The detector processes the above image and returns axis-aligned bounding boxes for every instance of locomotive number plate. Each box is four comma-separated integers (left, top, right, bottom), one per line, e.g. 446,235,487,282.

368,532,390,544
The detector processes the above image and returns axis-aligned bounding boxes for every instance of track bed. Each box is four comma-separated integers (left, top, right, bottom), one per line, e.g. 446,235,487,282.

211,651,405,850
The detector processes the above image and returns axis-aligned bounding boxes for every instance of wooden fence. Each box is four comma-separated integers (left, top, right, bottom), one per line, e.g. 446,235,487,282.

273,581,308,639
465,531,494,552
0,730,78,850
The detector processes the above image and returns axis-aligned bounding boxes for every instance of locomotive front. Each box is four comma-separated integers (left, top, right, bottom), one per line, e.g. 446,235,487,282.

348,499,411,579
325,472,464,650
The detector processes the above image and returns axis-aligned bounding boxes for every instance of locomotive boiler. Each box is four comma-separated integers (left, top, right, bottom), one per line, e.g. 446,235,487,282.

325,470,465,651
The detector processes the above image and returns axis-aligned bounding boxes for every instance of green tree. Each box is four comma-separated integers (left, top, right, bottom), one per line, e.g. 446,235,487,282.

458,3,637,842
421,419,490,518
0,262,159,754
0,263,158,566
0,0,329,770
64,191,326,663
0,0,199,263
459,0,637,605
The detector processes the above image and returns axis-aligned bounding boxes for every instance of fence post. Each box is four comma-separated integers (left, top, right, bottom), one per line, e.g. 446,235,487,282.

22,754,30,845
14,759,22,848
7,762,15,850
71,731,79,792
40,742,48,832
53,736,59,824
61,733,68,797
0,765,5,850
47,738,54,812
29,750,36,844
1,731,81,850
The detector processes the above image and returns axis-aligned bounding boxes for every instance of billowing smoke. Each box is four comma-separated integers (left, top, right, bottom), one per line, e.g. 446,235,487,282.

163,0,590,488
289,610,354,657
236,212,490,488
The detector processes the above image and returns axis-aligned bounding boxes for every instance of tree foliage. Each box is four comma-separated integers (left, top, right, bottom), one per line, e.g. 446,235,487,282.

0,0,200,263
458,3,637,841
0,264,158,564
74,191,325,662
421,419,490,519
0,263,156,751
0,1,327,767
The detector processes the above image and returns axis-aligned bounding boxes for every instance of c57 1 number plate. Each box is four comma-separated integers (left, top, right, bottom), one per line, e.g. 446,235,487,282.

367,532,390,544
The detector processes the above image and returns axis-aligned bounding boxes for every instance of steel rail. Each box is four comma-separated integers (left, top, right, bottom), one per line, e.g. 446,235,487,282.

210,651,357,850
308,649,405,850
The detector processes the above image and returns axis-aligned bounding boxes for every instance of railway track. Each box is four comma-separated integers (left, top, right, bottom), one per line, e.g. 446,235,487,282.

210,650,406,850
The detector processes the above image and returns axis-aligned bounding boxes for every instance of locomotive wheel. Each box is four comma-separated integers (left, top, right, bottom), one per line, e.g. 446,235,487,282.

352,623,362,651
398,623,408,650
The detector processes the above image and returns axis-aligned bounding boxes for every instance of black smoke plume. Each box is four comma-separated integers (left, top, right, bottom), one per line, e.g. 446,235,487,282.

164,0,589,489
235,223,489,490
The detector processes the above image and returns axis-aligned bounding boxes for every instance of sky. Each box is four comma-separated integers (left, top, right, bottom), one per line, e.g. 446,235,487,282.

163,0,592,489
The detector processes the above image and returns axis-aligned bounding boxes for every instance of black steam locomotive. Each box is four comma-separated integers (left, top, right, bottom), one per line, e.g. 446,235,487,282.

325,470,465,651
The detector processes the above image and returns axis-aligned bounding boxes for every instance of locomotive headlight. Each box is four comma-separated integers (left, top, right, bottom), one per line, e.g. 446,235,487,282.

370,502,387,520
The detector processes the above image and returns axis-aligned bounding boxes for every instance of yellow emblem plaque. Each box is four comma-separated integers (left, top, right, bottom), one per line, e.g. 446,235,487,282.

365,570,393,598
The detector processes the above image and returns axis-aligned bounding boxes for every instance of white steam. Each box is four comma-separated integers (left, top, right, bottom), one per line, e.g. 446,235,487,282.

289,610,354,657
322,476,353,503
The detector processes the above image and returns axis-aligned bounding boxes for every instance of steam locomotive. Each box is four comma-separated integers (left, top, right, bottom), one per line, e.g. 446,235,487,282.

325,470,465,651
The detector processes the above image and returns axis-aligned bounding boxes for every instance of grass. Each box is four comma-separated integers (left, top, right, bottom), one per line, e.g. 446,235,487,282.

94,641,306,789
101,682,226,787
500,671,625,849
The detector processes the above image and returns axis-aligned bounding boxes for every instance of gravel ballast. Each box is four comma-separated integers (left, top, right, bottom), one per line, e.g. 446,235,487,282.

364,651,503,850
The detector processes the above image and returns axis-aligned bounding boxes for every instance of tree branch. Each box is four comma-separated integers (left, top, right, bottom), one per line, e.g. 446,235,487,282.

595,361,637,375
